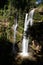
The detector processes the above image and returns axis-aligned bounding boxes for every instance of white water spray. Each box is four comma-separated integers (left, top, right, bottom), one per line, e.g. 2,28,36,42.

21,9,35,56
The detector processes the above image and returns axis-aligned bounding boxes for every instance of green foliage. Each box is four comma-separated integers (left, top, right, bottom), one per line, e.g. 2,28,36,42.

0,0,43,42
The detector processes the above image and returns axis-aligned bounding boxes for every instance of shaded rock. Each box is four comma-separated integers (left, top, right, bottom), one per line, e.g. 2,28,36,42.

0,39,13,65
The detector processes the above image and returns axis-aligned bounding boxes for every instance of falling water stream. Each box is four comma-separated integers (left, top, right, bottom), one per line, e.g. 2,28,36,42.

12,18,18,53
21,9,35,56
13,19,18,41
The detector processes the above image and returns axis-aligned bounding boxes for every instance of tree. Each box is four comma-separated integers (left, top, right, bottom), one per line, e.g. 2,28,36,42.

0,0,8,9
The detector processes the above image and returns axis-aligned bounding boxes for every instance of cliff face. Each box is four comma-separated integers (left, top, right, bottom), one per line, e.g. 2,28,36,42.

38,7,43,14
33,6,43,23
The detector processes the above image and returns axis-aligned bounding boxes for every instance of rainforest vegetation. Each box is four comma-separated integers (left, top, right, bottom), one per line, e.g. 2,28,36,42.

0,0,43,65
0,0,43,43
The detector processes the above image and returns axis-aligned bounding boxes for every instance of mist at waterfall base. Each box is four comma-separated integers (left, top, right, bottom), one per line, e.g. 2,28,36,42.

19,9,35,57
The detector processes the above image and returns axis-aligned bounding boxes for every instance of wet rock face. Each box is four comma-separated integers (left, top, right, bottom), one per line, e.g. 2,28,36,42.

30,22,43,41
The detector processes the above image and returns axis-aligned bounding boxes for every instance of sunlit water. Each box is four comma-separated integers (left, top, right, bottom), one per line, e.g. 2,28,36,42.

20,9,35,57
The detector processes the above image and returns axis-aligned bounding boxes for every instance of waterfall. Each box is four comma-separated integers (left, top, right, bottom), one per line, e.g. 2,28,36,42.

21,9,35,56
12,18,18,53
12,19,18,42
13,19,18,42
